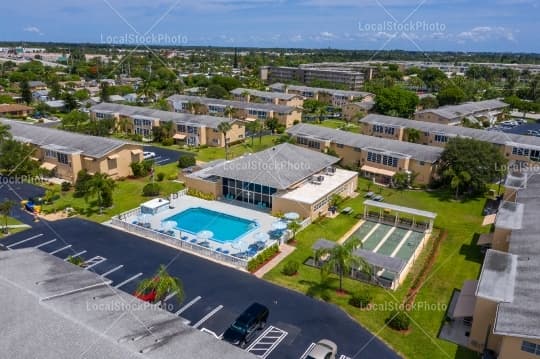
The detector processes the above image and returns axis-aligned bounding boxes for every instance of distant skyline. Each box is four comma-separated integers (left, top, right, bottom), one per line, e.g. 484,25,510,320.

1,0,539,53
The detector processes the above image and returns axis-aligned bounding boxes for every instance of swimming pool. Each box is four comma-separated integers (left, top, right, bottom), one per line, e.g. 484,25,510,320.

164,207,258,243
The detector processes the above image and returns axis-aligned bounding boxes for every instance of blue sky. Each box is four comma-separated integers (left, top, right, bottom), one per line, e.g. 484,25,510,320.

1,0,539,52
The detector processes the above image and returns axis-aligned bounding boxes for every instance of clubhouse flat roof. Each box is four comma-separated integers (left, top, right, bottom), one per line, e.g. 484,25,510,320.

416,99,508,120
287,123,443,163
203,143,340,190
0,118,133,158
230,88,301,100
361,114,540,148
91,102,236,129
269,83,372,98
0,248,256,359
167,94,298,113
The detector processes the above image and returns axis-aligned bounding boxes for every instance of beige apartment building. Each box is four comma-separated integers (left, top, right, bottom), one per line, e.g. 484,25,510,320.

414,99,508,125
181,143,358,220
441,171,540,358
269,83,374,107
286,123,442,186
1,119,142,182
167,94,302,128
359,114,540,167
230,88,304,107
90,103,245,147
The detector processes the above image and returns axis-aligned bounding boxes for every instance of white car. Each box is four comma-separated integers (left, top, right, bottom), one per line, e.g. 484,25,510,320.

306,339,338,359
143,151,156,160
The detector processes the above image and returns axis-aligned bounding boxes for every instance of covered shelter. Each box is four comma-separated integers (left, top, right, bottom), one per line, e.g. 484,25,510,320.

140,198,170,215
363,199,437,232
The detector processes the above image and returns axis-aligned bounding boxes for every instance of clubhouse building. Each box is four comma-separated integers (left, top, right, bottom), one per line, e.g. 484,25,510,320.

286,123,443,185
1,119,143,182
359,114,540,166
414,99,508,125
182,143,358,220
90,103,245,148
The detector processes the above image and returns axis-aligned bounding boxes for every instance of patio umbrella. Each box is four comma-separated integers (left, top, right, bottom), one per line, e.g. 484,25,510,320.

161,221,176,231
271,220,287,230
197,230,214,240
254,232,270,242
283,212,300,221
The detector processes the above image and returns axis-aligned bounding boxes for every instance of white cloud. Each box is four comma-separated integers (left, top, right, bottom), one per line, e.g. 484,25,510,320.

457,26,516,42
23,26,44,35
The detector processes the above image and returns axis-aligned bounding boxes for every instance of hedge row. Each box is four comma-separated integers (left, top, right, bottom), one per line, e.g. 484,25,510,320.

247,244,279,273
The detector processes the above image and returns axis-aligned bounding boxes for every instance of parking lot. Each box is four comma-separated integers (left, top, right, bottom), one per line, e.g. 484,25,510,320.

0,184,399,359
143,145,191,166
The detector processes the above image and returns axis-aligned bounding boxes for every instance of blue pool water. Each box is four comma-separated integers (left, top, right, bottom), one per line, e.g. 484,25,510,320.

164,207,258,243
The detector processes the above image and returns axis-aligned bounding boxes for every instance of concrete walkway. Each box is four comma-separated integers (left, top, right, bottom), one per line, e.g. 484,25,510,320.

5,224,31,228
254,244,295,278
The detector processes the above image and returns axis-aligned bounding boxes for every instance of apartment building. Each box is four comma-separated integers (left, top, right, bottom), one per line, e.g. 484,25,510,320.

261,66,370,91
167,94,302,128
230,88,304,107
269,83,374,107
286,123,442,185
90,103,245,148
442,171,540,358
359,114,540,166
183,143,358,220
415,100,508,125
0,119,142,182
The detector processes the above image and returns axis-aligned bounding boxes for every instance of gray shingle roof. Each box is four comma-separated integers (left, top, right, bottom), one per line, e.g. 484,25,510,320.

493,172,540,339
269,83,372,98
287,123,443,163
91,103,235,129
416,99,508,120
230,88,301,100
204,143,340,190
167,95,297,113
361,114,540,148
0,119,134,158
0,248,257,359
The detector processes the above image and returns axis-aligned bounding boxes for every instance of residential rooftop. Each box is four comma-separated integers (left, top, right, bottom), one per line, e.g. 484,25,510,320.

0,248,256,359
416,99,508,120
195,143,340,190
230,88,301,100
0,118,134,158
287,123,443,163
269,83,372,98
360,113,540,148
167,94,298,113
0,103,34,113
91,102,236,129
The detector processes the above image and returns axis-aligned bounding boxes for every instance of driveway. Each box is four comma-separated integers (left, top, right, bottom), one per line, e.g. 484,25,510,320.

143,145,192,166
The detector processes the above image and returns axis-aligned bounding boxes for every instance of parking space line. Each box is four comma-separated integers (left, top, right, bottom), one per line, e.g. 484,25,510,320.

49,245,72,255
7,233,44,248
175,296,202,315
299,343,316,359
100,265,123,277
64,250,87,260
34,239,57,248
192,305,223,329
246,326,288,359
163,291,177,302
114,273,142,289
339,355,352,359
84,256,107,270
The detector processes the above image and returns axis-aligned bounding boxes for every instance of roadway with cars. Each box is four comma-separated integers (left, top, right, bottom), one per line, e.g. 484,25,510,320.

0,183,401,359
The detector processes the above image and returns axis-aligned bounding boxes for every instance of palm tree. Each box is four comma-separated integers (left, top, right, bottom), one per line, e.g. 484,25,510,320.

444,169,471,199
217,121,232,160
0,199,15,234
287,220,301,242
314,106,327,124
85,173,116,214
246,120,258,146
315,238,370,293
136,265,184,307
405,128,421,143
223,105,234,120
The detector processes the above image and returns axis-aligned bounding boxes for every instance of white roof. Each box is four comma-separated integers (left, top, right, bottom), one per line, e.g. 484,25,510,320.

141,198,170,210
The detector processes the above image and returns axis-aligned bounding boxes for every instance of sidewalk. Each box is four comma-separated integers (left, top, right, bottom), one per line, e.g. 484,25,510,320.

254,244,295,278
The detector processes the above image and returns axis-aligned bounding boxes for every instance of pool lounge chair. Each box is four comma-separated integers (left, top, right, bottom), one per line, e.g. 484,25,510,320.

222,250,230,255
181,235,189,241
216,248,222,253
190,238,198,244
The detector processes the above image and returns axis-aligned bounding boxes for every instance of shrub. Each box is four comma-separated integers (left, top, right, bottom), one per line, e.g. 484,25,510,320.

349,292,372,308
156,172,165,182
386,311,411,331
73,169,92,198
167,173,178,180
178,155,196,168
320,290,331,302
247,244,279,272
199,144,209,149
61,181,71,192
187,188,215,201
142,183,161,197
162,137,174,146
282,261,299,276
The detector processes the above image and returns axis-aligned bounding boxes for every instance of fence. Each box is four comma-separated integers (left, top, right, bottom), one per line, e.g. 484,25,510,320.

110,218,249,269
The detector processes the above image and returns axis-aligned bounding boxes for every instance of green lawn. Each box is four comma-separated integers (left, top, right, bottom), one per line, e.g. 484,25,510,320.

182,135,280,162
41,163,184,223
317,119,361,133
264,178,486,359
0,217,30,238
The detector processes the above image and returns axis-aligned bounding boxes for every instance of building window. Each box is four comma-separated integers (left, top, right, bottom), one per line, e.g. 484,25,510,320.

373,125,384,133
384,127,395,135
434,134,449,143
512,147,530,157
367,151,398,167
521,341,540,355
108,158,117,170
296,136,321,149
177,124,186,133
530,149,540,162
336,143,344,148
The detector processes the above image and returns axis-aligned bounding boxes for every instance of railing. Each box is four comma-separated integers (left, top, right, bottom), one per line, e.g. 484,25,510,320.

110,218,249,269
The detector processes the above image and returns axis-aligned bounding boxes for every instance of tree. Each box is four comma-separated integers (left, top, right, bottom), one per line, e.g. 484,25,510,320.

85,173,116,213
405,128,421,143
74,169,93,198
63,92,78,112
265,117,279,133
374,86,419,118
418,68,447,91
217,121,232,160
206,84,228,99
287,220,301,242
437,85,466,106
0,140,39,177
392,172,410,190
438,138,507,197
0,123,12,142
100,81,111,102
135,265,184,307
0,200,15,234
20,80,32,105
315,238,370,293
223,105,234,120
418,96,439,109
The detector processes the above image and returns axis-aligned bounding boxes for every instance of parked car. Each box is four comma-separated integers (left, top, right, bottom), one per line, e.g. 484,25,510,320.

222,302,269,348
143,151,156,160
306,339,338,359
